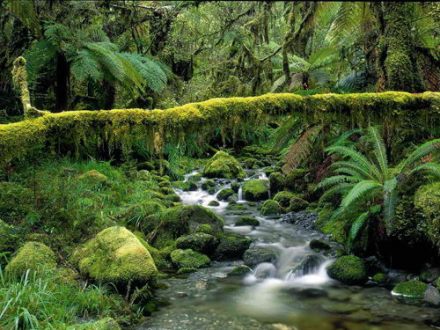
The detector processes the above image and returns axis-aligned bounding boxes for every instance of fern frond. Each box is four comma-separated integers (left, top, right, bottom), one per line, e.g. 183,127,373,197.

331,160,374,181
347,211,369,250
6,0,41,37
397,139,440,172
340,180,382,210
281,125,322,174
409,162,440,178
318,182,352,203
316,175,360,189
367,126,388,179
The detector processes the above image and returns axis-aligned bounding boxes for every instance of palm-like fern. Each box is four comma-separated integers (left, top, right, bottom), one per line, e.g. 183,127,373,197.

318,127,440,243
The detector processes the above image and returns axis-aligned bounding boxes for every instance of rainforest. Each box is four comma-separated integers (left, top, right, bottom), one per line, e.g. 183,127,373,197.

0,1,440,330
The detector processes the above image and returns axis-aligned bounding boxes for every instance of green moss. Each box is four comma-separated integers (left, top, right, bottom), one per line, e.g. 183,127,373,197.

172,180,197,191
175,233,219,255
71,226,157,285
0,182,34,223
208,200,220,206
0,219,19,256
326,255,367,285
260,200,281,216
236,216,260,227
273,191,297,208
67,317,121,330
217,188,234,201
203,151,245,179
170,249,210,272
201,179,216,191
242,179,269,201
436,277,440,289
269,172,285,194
214,233,252,260
195,223,214,235
372,272,387,284
392,280,428,301
316,206,347,244
77,170,109,186
414,182,440,249
287,197,309,212
5,241,57,276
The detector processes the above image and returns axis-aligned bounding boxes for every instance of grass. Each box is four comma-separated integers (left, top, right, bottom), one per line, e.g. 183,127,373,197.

0,267,123,329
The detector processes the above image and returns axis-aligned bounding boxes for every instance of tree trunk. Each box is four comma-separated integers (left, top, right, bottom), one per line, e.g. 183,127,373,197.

377,2,424,92
102,80,116,110
55,53,69,112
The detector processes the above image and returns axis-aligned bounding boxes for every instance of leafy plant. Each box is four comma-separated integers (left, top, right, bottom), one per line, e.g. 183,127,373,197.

318,126,440,246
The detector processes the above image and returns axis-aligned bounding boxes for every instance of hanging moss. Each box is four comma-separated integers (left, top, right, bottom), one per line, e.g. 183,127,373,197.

0,92,439,168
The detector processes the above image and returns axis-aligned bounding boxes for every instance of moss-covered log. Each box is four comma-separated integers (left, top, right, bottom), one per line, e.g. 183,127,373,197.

0,91,439,167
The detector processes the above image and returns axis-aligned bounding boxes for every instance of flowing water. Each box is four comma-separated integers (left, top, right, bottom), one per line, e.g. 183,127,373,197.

135,170,439,330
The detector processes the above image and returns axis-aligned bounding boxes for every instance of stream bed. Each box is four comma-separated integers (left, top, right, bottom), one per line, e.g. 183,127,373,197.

135,170,439,330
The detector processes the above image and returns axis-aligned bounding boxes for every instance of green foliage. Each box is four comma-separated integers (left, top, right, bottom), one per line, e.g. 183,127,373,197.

318,126,440,249
414,182,440,250
0,268,123,329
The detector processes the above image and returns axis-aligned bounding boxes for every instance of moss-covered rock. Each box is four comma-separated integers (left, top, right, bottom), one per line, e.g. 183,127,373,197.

372,272,387,285
284,169,309,191
217,188,234,201
6,241,57,276
170,249,210,273
201,179,216,191
67,317,121,330
414,182,440,249
273,191,296,208
392,280,428,303
242,179,269,201
149,205,224,248
327,255,367,285
71,226,157,285
175,233,219,255
260,200,281,216
214,233,252,260
195,223,214,235
172,180,197,191
269,172,285,194
287,197,309,212
208,200,220,207
203,151,245,179
236,216,260,227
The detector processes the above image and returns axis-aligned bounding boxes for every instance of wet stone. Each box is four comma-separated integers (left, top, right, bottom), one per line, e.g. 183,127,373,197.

321,302,361,314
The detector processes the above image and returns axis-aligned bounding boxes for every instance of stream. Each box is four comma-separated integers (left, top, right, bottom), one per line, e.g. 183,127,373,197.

135,170,439,330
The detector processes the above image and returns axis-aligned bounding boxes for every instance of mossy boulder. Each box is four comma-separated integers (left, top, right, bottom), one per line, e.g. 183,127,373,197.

203,151,245,179
214,233,252,260
217,188,234,201
201,179,216,191
392,280,428,303
71,226,157,285
269,172,285,194
260,200,281,216
236,216,260,227
170,249,210,273
195,223,215,235
327,255,367,285
208,200,220,207
242,179,269,201
5,241,57,276
372,272,387,285
149,205,224,248
175,233,219,255
67,317,121,330
243,246,278,267
414,182,440,249
287,197,309,212
273,191,296,208
284,169,308,191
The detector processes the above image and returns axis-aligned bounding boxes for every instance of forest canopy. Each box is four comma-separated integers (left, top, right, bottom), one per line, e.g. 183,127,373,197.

1,1,439,118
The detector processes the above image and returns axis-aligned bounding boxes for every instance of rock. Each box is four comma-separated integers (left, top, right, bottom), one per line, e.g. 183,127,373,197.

201,179,216,191
292,287,328,298
230,182,240,193
242,179,269,201
236,216,260,227
67,317,121,330
195,224,215,235
170,249,210,273
6,241,57,276
269,172,285,194
321,302,360,314
243,246,278,267
217,188,234,201
214,233,252,260
327,289,351,302
420,268,440,283
273,191,296,208
281,211,317,230
175,233,219,255
424,285,440,306
289,254,324,277
372,272,387,285
260,200,281,216
309,239,331,252
392,280,428,304
203,151,245,179
228,265,252,276
327,255,368,285
284,169,308,191
208,200,220,207
287,197,309,212
71,226,157,285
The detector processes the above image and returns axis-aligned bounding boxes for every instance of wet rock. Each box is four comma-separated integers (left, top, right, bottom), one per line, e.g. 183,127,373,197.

242,179,269,201
392,280,428,304
170,249,210,273
175,233,219,255
321,302,360,314
289,254,324,277
217,188,234,201
420,267,440,283
327,256,368,285
424,285,440,306
327,289,352,302
371,272,388,285
269,172,285,194
260,199,281,216
228,265,252,276
286,197,309,212
230,181,240,193
291,287,328,298
214,233,252,260
203,151,245,179
208,200,220,207
243,246,278,267
309,239,331,252
281,211,317,230
236,216,260,227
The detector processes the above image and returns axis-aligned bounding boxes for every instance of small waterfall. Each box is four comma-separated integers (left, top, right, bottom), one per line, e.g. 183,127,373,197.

237,186,243,201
